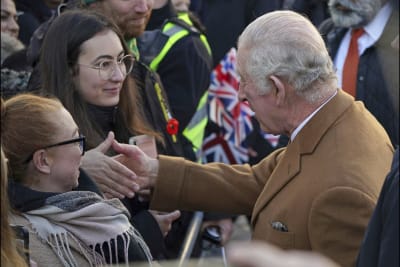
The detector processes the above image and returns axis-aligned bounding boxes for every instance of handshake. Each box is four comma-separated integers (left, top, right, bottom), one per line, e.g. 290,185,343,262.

113,134,160,195
81,132,159,200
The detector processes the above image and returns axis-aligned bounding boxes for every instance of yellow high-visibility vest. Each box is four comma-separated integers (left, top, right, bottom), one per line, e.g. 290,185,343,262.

149,12,212,158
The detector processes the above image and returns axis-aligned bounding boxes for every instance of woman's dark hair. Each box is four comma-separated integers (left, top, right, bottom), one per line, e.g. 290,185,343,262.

39,9,161,149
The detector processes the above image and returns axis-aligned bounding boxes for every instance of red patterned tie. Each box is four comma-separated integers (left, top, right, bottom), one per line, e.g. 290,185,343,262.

342,28,365,97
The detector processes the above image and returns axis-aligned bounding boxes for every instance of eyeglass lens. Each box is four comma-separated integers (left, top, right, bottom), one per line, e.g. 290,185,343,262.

99,55,134,80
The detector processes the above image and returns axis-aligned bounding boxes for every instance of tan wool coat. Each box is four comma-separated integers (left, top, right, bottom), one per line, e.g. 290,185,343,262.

150,90,394,267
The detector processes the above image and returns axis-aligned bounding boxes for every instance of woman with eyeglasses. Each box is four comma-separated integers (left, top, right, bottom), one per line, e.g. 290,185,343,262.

39,9,159,155
37,9,181,260
38,8,156,199
2,94,153,266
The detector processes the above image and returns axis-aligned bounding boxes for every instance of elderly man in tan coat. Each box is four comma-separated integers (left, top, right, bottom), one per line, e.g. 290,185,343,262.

113,10,394,267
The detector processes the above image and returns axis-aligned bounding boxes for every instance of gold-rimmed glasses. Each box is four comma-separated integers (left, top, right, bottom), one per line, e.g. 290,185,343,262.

78,54,135,80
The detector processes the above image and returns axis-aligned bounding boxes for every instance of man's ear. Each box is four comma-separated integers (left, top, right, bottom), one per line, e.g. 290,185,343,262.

32,150,51,174
269,75,286,105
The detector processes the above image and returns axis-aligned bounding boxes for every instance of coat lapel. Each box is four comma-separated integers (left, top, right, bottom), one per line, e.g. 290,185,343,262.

251,91,354,226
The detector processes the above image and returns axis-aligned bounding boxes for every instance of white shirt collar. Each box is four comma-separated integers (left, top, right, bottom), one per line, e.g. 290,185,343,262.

290,91,338,142
362,2,392,45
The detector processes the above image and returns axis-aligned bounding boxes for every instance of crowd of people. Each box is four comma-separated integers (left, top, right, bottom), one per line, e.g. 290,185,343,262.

1,0,398,267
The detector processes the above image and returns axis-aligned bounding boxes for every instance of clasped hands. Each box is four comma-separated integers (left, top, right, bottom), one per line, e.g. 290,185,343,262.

82,132,178,236
81,131,158,199
83,132,238,245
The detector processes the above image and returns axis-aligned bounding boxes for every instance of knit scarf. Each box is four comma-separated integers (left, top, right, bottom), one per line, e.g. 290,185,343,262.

22,191,153,267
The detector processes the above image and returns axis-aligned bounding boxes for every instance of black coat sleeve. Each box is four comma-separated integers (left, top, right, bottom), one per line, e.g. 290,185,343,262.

356,148,399,267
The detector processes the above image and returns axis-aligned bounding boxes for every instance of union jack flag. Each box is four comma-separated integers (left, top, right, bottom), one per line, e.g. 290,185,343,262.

201,48,254,164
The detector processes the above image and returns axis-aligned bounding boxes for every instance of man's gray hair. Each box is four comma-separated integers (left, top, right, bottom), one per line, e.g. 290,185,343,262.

238,11,337,103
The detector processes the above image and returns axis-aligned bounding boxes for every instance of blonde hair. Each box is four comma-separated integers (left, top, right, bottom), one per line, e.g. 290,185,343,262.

1,145,28,267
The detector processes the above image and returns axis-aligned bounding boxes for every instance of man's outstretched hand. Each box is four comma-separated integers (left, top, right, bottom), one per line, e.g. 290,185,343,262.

82,132,139,199
112,140,160,190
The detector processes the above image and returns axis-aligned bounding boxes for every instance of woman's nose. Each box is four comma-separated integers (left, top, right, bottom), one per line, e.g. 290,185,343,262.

110,65,125,82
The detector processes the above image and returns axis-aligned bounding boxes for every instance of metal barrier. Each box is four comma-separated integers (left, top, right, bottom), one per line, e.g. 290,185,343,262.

178,211,204,267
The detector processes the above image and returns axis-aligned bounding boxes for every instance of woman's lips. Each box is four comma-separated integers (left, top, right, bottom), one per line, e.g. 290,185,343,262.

104,87,120,94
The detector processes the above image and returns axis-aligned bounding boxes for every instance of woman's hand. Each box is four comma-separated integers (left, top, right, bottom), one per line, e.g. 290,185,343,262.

82,132,139,199
149,210,181,237
112,139,160,190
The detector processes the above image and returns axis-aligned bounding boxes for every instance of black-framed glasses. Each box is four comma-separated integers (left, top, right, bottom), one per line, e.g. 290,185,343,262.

24,135,86,163
78,54,135,80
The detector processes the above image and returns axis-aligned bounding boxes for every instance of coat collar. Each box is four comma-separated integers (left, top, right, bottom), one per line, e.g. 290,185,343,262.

251,90,354,226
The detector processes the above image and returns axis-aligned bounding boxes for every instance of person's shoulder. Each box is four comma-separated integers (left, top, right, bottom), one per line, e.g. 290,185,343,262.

164,16,212,62
166,15,202,36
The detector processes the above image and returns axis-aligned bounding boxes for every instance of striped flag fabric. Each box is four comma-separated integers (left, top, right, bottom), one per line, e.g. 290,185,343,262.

201,48,254,164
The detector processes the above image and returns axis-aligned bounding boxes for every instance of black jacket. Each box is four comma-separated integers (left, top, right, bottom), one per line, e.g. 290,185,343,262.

356,148,399,267
139,2,213,163
143,2,212,131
